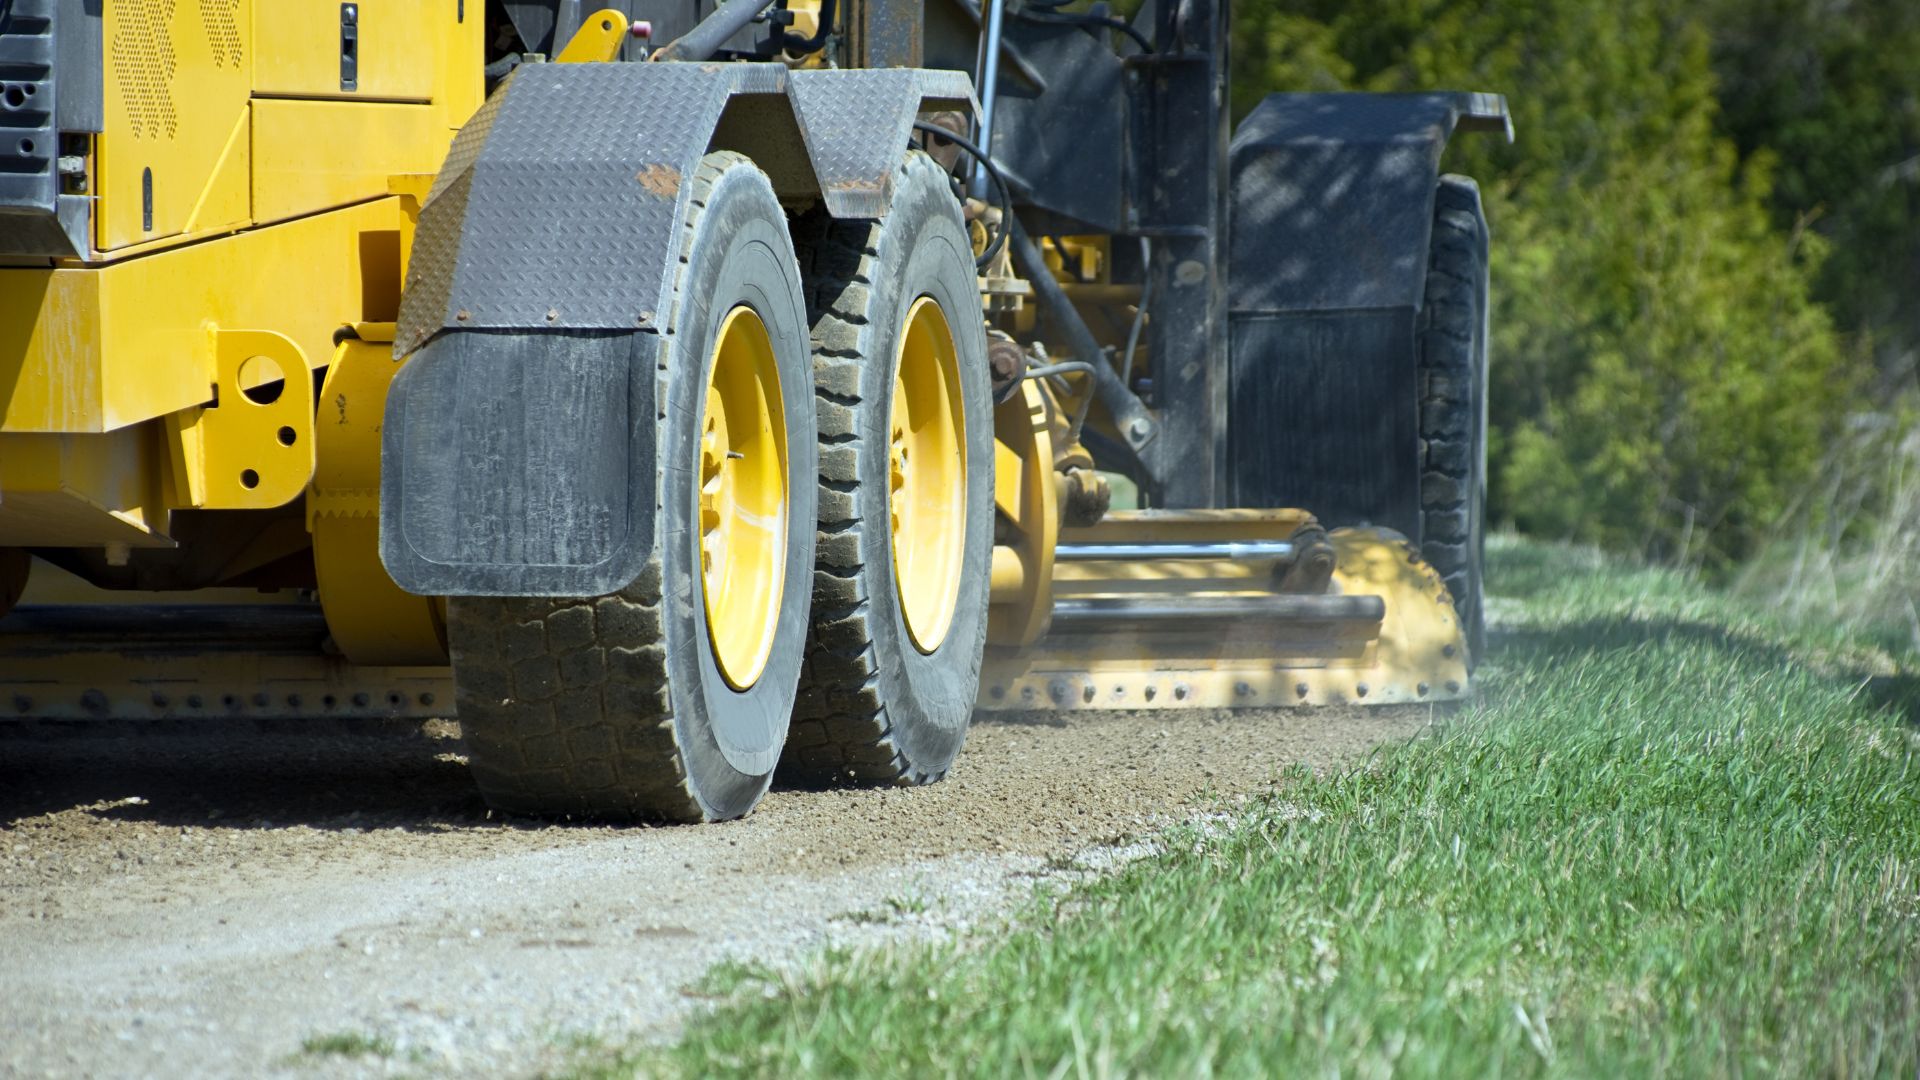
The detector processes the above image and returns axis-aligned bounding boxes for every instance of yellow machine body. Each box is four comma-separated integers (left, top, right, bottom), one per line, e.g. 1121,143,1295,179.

0,5,1472,725
1,2,478,545
1,2,477,716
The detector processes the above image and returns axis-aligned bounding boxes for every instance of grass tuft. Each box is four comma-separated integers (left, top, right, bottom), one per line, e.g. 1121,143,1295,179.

299,1030,395,1059
606,537,1920,1078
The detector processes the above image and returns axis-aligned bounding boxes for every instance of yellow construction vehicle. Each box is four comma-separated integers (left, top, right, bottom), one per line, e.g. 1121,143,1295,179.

0,0,1506,820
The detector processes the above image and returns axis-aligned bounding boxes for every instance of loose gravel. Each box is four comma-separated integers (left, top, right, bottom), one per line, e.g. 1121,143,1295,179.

0,706,1429,1078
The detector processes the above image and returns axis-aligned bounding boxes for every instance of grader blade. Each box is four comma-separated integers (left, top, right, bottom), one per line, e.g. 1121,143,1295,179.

978,511,1469,712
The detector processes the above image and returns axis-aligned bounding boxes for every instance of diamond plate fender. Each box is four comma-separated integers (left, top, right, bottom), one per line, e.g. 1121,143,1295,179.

381,62,973,598
393,62,976,349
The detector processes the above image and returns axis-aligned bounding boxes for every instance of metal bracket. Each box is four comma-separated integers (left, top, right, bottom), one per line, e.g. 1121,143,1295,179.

166,330,316,510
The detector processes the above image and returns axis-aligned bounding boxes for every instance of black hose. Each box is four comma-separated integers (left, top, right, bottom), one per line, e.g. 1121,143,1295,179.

483,53,523,82
780,0,837,54
1013,7,1153,54
912,121,1011,268
651,0,779,62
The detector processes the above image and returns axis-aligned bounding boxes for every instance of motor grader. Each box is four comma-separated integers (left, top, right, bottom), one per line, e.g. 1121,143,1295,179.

0,0,1506,821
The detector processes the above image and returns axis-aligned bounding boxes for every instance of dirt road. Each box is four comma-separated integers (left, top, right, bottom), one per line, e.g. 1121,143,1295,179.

1,707,1427,1077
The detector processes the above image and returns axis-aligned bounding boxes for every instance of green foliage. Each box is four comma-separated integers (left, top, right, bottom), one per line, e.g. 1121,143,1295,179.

1703,0,1920,368
630,539,1920,1077
1235,0,1866,564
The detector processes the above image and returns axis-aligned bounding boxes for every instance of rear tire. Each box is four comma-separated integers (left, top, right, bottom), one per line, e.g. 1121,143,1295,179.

782,151,994,786
447,151,817,822
1418,174,1490,664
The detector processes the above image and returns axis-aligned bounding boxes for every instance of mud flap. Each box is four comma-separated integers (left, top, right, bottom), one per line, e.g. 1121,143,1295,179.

379,330,657,597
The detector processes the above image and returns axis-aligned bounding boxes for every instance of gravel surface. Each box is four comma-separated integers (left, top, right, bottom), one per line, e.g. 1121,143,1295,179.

0,706,1430,1078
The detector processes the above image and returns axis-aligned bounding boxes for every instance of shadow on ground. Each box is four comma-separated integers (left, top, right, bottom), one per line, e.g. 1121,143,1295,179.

0,718,497,831
1490,612,1920,728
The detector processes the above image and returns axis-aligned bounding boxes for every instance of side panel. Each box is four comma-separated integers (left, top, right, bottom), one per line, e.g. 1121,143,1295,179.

0,198,409,433
253,1,445,100
250,98,444,224
97,0,253,250
7,0,479,260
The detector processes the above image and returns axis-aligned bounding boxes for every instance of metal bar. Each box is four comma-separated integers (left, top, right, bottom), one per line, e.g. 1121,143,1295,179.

1008,219,1159,455
1,605,451,721
1053,541,1296,562
1132,0,1229,506
1049,594,1386,626
971,0,1007,198
651,0,778,62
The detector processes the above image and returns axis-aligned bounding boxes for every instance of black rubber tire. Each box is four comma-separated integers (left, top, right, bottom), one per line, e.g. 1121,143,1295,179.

1418,174,1490,665
781,151,994,787
447,151,818,822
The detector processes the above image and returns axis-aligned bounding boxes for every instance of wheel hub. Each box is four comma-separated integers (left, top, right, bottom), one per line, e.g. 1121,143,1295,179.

699,305,789,691
889,296,967,654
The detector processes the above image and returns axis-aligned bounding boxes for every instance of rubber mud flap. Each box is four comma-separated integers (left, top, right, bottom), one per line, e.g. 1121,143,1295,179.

380,329,657,597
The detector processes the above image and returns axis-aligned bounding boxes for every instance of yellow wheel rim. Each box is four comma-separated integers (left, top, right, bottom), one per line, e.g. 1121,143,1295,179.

699,306,789,691
889,296,967,653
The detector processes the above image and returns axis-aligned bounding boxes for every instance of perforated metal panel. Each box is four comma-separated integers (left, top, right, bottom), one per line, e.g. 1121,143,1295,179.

98,0,251,248
199,0,242,69
110,0,177,140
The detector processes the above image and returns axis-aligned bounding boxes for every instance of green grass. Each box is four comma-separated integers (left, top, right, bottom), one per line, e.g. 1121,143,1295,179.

299,1030,396,1059
642,537,1920,1077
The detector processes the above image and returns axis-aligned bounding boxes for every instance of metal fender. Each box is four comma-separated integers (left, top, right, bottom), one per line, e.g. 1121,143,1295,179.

380,62,975,597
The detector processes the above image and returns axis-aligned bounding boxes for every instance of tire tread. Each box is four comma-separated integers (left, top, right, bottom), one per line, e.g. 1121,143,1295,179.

783,153,966,787
447,152,762,823
1418,175,1489,660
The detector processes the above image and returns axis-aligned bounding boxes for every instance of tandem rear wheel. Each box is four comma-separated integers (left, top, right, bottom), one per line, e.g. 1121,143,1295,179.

444,150,995,821
781,151,996,788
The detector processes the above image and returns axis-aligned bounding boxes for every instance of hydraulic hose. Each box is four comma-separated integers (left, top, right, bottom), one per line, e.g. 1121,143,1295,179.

780,0,836,53
912,121,1011,268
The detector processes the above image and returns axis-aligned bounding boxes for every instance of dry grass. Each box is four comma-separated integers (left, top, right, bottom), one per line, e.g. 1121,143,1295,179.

1735,408,1920,655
